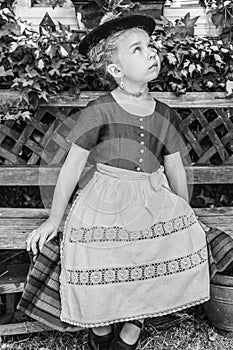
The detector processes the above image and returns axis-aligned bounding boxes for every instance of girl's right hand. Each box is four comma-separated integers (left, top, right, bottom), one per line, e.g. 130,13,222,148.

26,218,58,257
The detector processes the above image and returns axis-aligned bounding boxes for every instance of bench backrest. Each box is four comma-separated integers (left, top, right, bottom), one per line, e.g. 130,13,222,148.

0,164,233,250
1,91,233,249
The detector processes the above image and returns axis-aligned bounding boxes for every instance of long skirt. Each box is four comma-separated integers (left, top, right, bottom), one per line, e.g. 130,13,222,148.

18,163,210,329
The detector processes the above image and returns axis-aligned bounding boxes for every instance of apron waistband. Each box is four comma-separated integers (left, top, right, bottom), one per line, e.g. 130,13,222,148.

96,163,165,192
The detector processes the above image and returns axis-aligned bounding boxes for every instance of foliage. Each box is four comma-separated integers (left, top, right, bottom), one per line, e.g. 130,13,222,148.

149,15,233,96
0,5,99,121
173,12,200,37
0,4,233,120
200,0,233,43
93,0,139,16
50,0,67,8
80,0,140,28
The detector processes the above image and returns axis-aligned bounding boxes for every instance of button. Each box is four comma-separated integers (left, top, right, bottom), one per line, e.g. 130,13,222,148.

139,158,143,163
139,125,144,129
136,167,141,172
139,118,144,122
140,149,145,154
140,141,145,145
140,133,144,137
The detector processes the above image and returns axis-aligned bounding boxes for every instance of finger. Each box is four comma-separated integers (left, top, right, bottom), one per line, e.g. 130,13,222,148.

46,230,57,243
38,233,50,252
26,229,38,252
31,233,40,256
32,253,38,263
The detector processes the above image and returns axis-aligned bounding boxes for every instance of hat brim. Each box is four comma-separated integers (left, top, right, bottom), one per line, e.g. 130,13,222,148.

79,15,155,57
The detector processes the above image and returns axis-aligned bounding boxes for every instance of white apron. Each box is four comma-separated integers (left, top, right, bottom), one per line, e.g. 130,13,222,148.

60,163,209,327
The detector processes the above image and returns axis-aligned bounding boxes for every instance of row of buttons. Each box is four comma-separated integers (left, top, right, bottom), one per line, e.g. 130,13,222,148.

136,118,145,171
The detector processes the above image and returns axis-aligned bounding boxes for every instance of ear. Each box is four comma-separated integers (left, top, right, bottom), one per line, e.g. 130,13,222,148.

107,64,122,79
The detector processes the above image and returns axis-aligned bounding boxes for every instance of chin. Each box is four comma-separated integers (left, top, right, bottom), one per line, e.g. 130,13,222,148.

149,70,160,81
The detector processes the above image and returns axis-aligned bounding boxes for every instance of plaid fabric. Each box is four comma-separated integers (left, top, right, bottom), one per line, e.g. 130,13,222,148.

17,226,233,331
206,227,233,279
17,235,80,332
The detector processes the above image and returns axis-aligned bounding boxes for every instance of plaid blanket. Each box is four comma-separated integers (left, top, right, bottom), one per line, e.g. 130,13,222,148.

17,225,233,331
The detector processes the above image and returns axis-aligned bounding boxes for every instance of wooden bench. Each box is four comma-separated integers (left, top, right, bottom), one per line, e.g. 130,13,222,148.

0,92,233,335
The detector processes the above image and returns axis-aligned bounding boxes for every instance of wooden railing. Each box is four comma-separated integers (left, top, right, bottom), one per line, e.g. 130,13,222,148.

1,91,233,166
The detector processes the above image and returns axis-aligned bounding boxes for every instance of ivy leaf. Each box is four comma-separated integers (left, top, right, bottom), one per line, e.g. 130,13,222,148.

166,52,177,65
37,91,49,102
183,59,190,68
20,111,31,121
214,54,224,64
26,68,39,78
203,66,217,74
206,81,214,88
37,59,44,70
45,45,57,59
0,66,13,77
211,12,224,28
210,45,219,52
181,69,188,77
181,12,200,28
9,42,18,53
226,79,233,97
59,45,69,57
49,68,60,76
188,63,196,76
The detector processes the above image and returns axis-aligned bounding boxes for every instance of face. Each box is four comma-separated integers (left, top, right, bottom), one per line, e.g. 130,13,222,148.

113,29,161,85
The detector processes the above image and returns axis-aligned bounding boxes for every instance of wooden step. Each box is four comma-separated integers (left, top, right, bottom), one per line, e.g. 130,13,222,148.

0,321,54,336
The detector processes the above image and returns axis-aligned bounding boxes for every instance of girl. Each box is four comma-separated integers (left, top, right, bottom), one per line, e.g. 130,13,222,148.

19,14,209,350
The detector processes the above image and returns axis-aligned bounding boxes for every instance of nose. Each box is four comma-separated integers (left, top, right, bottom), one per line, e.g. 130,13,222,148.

148,47,157,60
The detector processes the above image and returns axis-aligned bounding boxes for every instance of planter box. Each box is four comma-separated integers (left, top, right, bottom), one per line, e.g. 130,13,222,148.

13,0,78,31
73,0,166,29
164,5,208,37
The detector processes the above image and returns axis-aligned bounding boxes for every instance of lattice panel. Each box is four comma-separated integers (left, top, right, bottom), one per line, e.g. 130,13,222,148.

0,106,82,166
1,104,233,165
174,107,233,165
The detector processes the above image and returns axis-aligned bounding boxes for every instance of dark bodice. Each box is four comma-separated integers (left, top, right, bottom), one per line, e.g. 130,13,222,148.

66,93,186,174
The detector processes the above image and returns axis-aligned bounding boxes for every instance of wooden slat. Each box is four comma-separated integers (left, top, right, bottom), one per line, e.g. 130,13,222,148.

0,166,60,186
0,218,65,249
1,90,233,108
0,321,54,335
186,166,233,184
0,208,232,249
0,320,81,336
0,282,24,294
0,208,52,218
1,165,233,185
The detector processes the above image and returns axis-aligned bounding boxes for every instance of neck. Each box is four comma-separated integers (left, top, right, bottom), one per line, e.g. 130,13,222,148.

118,85,149,98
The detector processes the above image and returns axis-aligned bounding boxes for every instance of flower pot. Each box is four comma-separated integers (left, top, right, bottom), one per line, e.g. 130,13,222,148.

204,274,233,331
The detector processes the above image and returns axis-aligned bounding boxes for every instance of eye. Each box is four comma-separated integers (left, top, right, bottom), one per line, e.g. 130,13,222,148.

133,46,142,53
148,43,157,51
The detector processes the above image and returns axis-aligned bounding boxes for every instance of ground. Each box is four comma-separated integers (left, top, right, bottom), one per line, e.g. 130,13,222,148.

2,311,233,350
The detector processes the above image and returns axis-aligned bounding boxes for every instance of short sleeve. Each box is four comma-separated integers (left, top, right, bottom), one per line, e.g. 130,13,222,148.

156,101,188,159
66,100,105,151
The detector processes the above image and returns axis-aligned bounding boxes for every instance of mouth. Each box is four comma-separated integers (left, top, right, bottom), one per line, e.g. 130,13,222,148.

149,63,158,70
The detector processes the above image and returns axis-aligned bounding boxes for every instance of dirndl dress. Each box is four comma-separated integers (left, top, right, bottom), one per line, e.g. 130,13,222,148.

18,93,210,329
59,162,209,327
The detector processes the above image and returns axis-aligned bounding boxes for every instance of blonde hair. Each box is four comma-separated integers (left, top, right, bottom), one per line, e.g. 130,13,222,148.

88,27,146,87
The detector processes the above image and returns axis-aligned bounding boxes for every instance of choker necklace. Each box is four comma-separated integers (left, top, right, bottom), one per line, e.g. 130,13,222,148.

118,86,149,98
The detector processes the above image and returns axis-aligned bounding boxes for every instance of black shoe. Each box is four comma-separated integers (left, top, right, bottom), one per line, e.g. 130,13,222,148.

110,320,143,350
88,327,114,350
